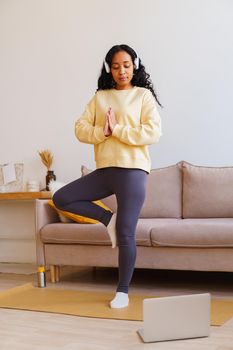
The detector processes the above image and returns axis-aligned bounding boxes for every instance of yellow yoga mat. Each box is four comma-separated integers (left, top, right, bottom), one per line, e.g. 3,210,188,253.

0,283,232,326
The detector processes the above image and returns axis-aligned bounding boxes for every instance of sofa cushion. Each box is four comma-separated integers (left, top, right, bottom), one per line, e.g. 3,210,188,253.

40,218,157,247
151,218,233,247
48,199,112,224
183,162,233,218
140,162,183,218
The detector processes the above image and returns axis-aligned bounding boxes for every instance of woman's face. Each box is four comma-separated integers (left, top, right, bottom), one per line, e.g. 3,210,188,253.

110,51,134,90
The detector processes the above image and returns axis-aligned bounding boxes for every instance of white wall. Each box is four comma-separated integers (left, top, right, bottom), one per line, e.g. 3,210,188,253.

0,0,233,262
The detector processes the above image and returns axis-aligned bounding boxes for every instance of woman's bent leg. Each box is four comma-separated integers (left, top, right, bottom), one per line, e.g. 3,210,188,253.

53,169,113,226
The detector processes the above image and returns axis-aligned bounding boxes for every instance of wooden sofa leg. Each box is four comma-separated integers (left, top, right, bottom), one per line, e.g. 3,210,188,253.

50,265,56,283
92,266,97,277
55,265,60,282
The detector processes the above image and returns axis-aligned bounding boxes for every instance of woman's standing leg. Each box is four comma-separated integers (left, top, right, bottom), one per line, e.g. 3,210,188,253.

109,168,148,307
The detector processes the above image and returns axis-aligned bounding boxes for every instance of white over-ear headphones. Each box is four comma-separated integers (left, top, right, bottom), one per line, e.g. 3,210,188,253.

104,60,111,73
104,52,140,74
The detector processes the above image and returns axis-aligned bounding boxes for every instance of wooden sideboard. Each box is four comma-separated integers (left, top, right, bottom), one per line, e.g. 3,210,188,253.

0,191,51,200
0,191,51,264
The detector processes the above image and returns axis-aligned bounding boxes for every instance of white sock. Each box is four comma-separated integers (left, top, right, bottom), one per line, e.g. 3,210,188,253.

110,292,129,309
106,213,117,248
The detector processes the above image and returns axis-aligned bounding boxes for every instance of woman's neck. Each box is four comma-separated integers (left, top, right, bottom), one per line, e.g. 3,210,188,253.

114,84,134,90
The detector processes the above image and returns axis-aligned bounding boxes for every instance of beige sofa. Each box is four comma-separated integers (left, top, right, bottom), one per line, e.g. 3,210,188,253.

35,161,233,283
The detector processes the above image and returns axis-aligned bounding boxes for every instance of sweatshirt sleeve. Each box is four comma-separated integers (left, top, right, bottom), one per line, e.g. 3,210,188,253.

75,94,108,145
112,89,162,146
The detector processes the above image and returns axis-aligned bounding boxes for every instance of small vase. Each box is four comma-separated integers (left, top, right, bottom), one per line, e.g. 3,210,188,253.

46,170,56,191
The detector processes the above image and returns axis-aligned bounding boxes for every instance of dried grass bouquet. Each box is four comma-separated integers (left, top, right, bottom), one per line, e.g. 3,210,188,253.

38,149,53,170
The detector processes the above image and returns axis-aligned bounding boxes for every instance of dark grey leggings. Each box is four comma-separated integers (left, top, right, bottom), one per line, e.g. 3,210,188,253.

53,167,147,293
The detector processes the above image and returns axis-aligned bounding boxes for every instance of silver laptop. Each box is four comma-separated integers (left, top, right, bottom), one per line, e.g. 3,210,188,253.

137,293,211,343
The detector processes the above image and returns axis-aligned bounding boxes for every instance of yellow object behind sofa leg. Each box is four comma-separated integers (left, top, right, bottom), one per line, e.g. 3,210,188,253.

55,265,60,282
50,265,56,283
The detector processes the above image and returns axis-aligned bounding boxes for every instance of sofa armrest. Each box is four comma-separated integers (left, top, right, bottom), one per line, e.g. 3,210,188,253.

35,199,59,266
35,199,59,230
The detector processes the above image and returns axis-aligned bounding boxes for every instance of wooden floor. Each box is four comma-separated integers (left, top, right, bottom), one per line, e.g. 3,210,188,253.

0,264,233,350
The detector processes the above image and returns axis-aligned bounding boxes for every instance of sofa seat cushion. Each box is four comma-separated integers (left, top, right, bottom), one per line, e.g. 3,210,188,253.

151,218,233,247
40,219,157,247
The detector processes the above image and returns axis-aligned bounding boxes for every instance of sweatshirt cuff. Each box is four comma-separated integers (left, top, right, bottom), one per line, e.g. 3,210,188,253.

95,126,109,142
112,124,122,139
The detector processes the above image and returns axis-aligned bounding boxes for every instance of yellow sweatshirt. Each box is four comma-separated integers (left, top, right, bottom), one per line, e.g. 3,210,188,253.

75,86,162,173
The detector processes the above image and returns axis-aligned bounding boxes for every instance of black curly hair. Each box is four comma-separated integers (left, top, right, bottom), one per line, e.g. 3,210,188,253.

97,44,162,107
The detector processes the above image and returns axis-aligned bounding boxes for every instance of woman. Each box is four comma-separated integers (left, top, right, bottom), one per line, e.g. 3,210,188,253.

53,44,162,308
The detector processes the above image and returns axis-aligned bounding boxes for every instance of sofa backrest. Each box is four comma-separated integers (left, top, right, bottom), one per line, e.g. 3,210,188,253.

140,162,183,218
182,161,233,218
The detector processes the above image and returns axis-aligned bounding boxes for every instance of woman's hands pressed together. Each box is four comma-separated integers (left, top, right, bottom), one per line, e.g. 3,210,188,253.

103,107,118,137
